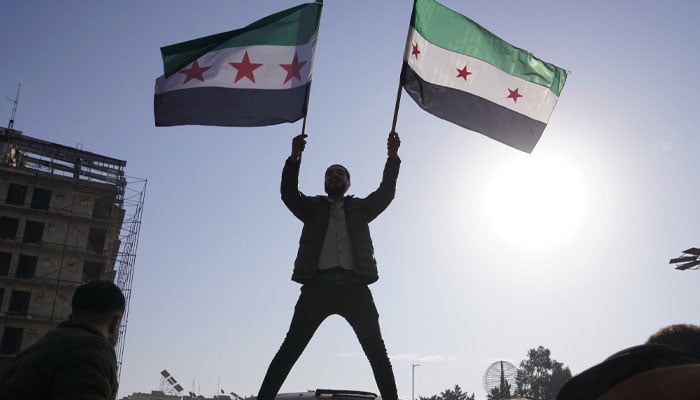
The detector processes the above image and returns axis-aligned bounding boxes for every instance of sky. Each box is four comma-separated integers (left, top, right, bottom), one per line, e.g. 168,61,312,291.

2,0,699,399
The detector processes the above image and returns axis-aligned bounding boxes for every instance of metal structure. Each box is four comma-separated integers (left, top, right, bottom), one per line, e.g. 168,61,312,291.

113,176,146,377
5,84,20,130
483,360,517,399
669,247,700,271
0,127,145,377
160,369,185,395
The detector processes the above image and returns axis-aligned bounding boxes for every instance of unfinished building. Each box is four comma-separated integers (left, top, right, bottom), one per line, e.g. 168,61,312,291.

0,127,145,374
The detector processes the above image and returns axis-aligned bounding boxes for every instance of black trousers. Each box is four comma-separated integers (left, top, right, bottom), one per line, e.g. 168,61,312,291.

257,277,398,400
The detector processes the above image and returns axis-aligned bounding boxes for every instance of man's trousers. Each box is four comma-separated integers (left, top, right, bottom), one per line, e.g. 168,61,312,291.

257,278,398,400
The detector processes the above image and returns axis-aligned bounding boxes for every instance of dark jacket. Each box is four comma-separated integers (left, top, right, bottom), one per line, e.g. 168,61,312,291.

281,156,400,284
0,321,118,400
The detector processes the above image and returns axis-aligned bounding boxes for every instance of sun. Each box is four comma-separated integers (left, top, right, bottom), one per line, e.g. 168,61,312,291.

484,155,586,248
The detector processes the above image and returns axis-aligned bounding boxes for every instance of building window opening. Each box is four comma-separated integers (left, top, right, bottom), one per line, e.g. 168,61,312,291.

0,327,24,355
0,251,11,275
6,183,28,206
87,227,107,253
8,290,31,317
16,254,38,279
22,220,45,244
82,261,105,282
30,187,52,210
93,195,114,219
0,217,20,239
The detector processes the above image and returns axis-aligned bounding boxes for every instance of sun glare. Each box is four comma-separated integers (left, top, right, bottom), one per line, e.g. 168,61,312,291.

485,156,586,248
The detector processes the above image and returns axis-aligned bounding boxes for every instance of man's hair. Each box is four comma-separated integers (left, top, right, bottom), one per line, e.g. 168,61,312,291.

646,324,700,355
72,280,126,320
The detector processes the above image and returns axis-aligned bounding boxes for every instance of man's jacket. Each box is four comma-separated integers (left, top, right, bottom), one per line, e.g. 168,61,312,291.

0,321,118,400
281,156,400,284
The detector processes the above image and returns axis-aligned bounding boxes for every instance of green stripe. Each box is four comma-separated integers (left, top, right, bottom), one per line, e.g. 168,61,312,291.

411,0,567,96
161,1,322,77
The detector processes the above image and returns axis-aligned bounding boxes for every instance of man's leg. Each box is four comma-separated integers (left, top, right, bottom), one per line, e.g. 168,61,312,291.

340,285,398,400
257,284,328,400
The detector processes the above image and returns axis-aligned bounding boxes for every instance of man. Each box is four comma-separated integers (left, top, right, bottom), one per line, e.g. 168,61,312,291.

0,280,125,400
257,131,401,400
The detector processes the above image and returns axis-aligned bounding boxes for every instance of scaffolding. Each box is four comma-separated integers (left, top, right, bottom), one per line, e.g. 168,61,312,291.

0,127,145,376
114,176,146,377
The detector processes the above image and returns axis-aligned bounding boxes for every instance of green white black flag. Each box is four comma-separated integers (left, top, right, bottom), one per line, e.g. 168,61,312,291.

401,0,568,152
155,1,322,127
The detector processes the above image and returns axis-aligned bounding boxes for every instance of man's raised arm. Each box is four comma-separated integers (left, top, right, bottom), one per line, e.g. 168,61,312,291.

290,133,307,162
282,133,309,220
387,131,401,161
363,131,401,221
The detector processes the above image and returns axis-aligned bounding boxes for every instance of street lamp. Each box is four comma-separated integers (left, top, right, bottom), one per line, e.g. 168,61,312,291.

412,363,421,400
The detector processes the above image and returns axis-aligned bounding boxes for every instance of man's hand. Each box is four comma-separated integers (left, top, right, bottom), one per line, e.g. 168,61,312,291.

387,131,400,160
290,133,308,161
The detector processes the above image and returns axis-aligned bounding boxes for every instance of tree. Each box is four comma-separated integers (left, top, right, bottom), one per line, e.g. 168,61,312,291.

545,361,572,400
515,346,572,400
419,385,475,400
440,385,474,400
487,379,512,400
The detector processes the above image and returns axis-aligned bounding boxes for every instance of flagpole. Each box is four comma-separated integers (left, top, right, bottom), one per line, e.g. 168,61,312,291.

301,81,313,135
392,0,414,134
390,80,403,133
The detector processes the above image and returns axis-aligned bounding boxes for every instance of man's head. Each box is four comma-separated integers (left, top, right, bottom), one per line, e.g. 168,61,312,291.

70,280,126,345
324,164,351,197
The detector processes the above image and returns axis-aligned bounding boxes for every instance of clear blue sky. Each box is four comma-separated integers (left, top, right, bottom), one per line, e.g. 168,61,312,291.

2,1,699,399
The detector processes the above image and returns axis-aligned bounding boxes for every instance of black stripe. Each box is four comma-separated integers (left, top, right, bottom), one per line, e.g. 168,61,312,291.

154,85,308,127
401,63,546,153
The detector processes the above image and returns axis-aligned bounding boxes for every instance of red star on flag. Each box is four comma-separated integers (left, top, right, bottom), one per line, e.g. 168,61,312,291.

179,60,211,84
279,52,308,84
229,51,263,83
456,65,472,81
412,43,420,59
507,88,523,103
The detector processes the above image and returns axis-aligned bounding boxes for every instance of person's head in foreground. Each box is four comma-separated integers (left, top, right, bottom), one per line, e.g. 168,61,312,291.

71,279,126,345
556,324,700,400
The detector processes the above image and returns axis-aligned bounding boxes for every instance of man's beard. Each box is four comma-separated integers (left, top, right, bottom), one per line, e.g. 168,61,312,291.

325,184,346,197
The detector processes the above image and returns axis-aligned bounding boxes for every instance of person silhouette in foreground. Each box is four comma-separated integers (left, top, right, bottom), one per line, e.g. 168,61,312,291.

645,323,700,354
256,131,401,400
0,280,125,400
557,323,700,400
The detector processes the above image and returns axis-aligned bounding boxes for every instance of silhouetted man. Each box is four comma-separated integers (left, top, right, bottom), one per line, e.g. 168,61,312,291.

0,280,125,400
257,131,401,400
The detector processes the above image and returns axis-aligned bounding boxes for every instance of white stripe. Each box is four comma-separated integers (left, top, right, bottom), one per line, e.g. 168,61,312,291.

155,40,316,94
405,29,558,123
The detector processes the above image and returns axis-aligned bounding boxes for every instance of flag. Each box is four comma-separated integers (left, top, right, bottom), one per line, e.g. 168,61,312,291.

154,1,323,127
401,0,568,153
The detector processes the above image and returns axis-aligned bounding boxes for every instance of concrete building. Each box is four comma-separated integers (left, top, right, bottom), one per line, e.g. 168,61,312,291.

0,127,145,372
120,391,187,400
120,392,235,400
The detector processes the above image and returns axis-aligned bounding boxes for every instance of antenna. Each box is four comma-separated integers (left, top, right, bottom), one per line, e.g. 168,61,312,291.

6,83,21,129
